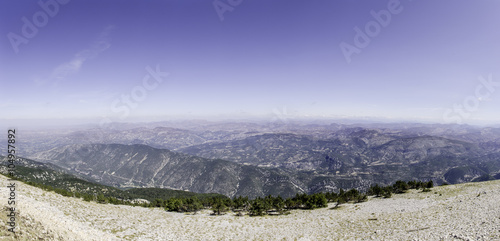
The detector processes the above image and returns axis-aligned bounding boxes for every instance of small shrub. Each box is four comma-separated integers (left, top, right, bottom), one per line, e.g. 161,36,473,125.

383,191,392,198
421,188,431,192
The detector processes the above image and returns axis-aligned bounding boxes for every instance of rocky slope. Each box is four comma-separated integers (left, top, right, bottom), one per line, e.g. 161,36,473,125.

11,122,500,198
30,138,500,198
178,129,500,187
32,144,305,198
1,175,499,240
178,132,482,169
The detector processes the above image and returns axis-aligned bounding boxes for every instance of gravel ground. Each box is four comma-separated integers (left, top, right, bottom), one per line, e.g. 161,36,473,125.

0,175,499,240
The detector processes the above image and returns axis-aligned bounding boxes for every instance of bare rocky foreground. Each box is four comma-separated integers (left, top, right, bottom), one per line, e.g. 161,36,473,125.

0,175,499,240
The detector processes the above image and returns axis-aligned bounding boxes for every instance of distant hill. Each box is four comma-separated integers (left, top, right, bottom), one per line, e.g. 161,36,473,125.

30,140,500,198
178,131,500,184
12,122,500,198
177,132,481,169
31,144,306,198
0,156,226,202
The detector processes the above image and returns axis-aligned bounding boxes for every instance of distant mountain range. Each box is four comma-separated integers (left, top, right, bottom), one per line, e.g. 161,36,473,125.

9,121,500,198
32,144,308,198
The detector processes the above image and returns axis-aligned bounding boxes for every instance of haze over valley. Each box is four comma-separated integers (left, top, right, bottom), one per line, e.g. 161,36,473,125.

1,120,497,199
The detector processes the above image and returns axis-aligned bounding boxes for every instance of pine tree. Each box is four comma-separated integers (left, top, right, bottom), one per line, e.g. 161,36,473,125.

212,198,228,215
426,180,434,188
96,193,107,204
334,196,346,209
369,184,383,197
393,180,409,194
249,198,266,216
273,196,285,214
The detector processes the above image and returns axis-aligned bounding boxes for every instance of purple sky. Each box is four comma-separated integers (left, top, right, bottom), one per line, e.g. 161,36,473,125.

1,0,500,126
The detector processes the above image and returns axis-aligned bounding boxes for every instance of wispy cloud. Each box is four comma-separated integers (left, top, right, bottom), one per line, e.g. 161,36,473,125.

49,25,114,83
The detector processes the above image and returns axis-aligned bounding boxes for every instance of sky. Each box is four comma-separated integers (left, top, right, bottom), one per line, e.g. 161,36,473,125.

1,0,500,127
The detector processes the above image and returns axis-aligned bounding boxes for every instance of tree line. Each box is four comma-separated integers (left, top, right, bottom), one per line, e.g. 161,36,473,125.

16,174,433,216
367,180,433,198
156,179,434,216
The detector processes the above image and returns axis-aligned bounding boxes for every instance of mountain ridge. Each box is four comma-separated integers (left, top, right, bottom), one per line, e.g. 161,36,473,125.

32,144,306,198
11,122,500,198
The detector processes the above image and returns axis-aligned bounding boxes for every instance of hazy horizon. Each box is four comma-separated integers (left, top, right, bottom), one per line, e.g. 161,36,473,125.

1,116,499,131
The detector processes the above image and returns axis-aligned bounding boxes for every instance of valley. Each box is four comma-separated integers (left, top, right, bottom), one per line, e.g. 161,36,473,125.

8,121,499,198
